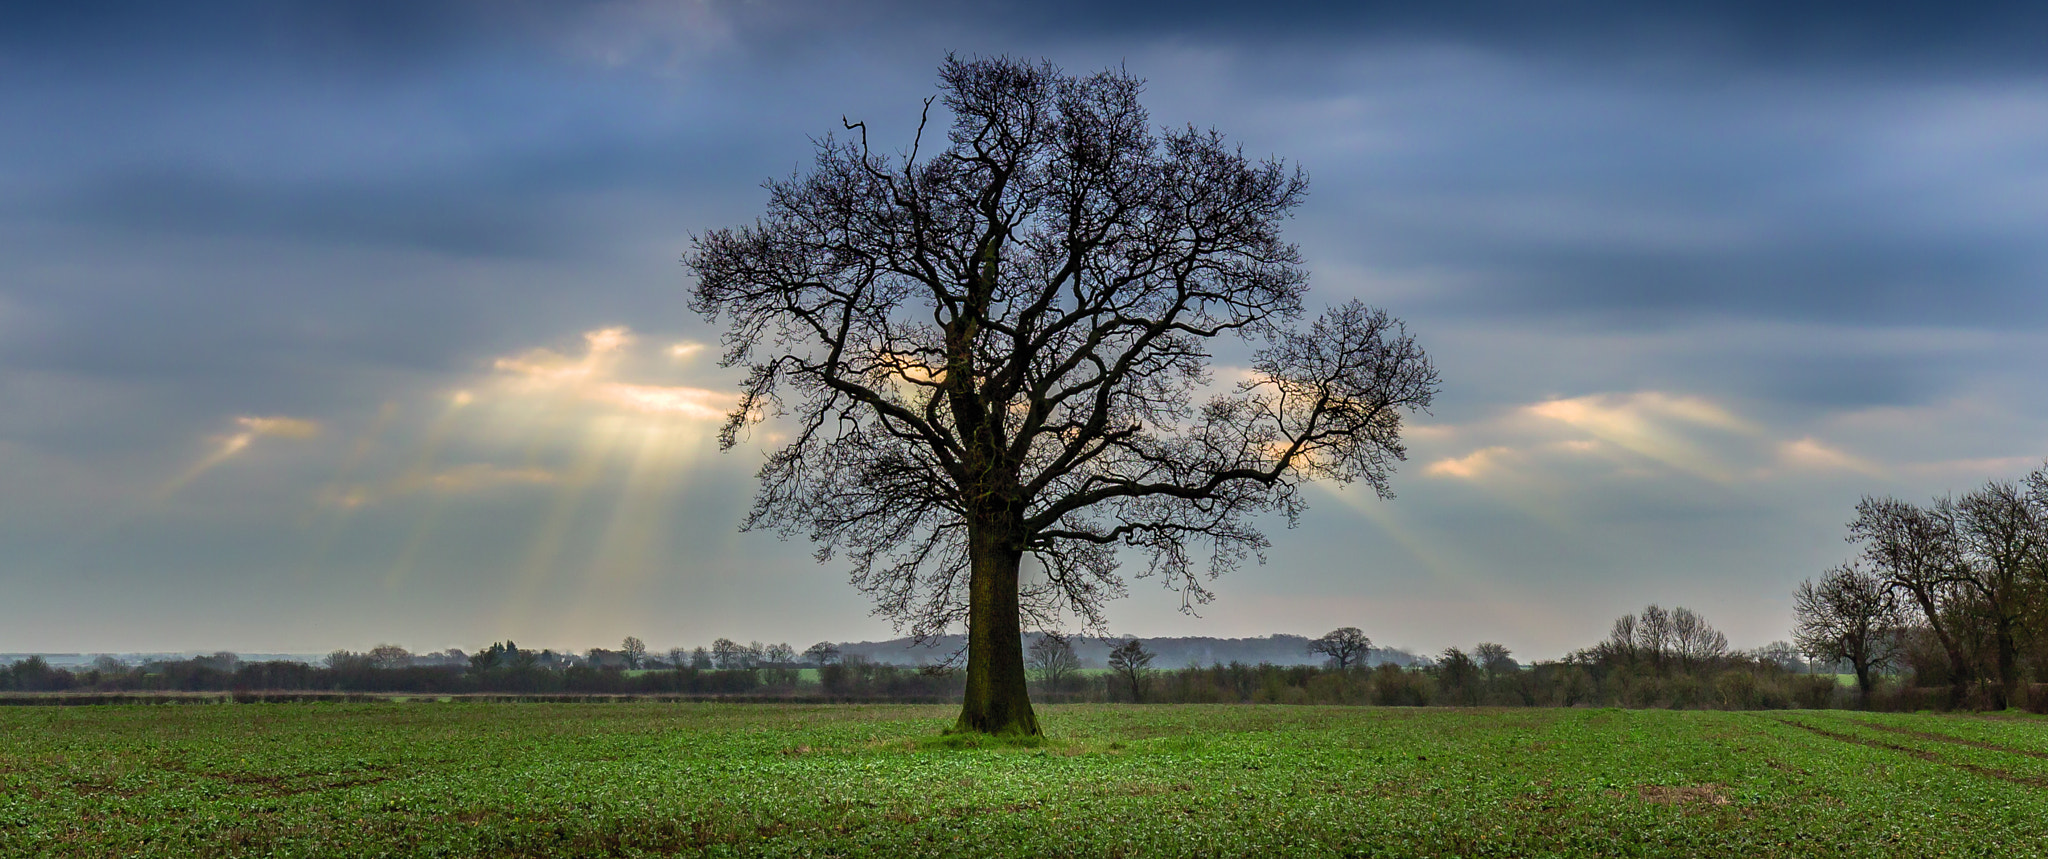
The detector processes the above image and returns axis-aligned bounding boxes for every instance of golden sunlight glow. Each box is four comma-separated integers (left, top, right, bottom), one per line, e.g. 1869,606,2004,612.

216,433,254,457
237,415,322,438
159,325,740,615
1777,437,1885,476
1402,422,1457,441
1410,440,1582,531
874,345,947,392
1527,392,1749,437
593,382,733,420
1425,446,1514,479
1524,392,1752,481
349,325,731,604
492,326,631,388
1419,391,1892,493
485,327,734,423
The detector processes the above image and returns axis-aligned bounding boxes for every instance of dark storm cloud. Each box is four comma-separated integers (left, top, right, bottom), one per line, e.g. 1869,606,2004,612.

1737,352,1937,411
1405,240,2046,329
3,1,2038,420
54,165,575,259
33,123,754,260
991,0,2048,71
1239,67,2048,347
0,2,488,72
11,1,2046,74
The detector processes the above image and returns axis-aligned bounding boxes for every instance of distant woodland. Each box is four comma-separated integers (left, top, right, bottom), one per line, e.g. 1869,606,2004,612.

0,623,1966,712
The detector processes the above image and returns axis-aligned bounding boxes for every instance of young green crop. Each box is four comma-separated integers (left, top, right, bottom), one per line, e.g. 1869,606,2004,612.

2,704,2046,857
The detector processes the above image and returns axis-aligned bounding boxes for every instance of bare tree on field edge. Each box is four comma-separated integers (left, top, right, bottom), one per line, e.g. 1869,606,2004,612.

1108,639,1156,703
803,642,842,666
1309,627,1372,670
688,55,1440,735
1027,632,1080,694
1793,562,1903,703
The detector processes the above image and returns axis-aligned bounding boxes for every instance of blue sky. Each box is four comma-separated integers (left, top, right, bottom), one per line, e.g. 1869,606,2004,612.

3,1,2045,658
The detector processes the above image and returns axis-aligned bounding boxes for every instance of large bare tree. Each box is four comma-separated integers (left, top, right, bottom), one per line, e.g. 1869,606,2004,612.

1950,480,2047,709
1846,479,2048,709
1793,563,1904,702
689,56,1438,734
1851,495,1974,708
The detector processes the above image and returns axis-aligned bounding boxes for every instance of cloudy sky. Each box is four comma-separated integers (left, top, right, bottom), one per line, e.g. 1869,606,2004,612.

4,1,2045,659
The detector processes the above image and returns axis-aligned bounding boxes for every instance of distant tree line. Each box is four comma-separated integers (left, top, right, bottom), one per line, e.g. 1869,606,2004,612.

0,632,1841,710
0,615,1873,711
0,632,987,699
0,637,844,696
1011,619,1841,709
838,633,1425,671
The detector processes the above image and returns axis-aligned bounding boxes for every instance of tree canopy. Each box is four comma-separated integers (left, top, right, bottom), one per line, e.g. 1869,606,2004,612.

1309,627,1372,670
689,55,1438,733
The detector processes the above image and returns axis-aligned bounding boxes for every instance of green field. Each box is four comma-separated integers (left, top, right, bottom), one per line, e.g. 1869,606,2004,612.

5,704,2048,857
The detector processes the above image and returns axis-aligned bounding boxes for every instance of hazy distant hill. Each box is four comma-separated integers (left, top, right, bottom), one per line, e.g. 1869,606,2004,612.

833,634,1423,670
0,652,324,668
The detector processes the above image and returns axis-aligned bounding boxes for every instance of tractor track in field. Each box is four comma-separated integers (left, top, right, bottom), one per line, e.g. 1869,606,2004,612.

1846,720,2048,761
1767,715,2048,790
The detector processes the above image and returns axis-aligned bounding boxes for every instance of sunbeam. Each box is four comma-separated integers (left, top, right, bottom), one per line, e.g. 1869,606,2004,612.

1525,393,1756,483
1316,482,1573,646
560,422,689,634
494,415,628,635
291,402,404,584
381,393,481,590
157,415,320,500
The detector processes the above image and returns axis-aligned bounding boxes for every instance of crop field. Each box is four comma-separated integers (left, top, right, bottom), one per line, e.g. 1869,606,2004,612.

4,704,2048,857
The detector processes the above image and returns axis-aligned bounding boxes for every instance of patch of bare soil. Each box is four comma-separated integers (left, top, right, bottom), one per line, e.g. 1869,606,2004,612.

204,769,395,796
1103,781,1194,797
1635,784,1730,806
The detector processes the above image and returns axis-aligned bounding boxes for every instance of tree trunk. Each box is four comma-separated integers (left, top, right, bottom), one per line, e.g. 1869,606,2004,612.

1943,640,1971,710
956,523,1039,735
1913,593,1971,710
1993,616,2018,711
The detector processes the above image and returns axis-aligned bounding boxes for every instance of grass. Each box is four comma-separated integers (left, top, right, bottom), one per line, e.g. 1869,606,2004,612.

4,703,2048,857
